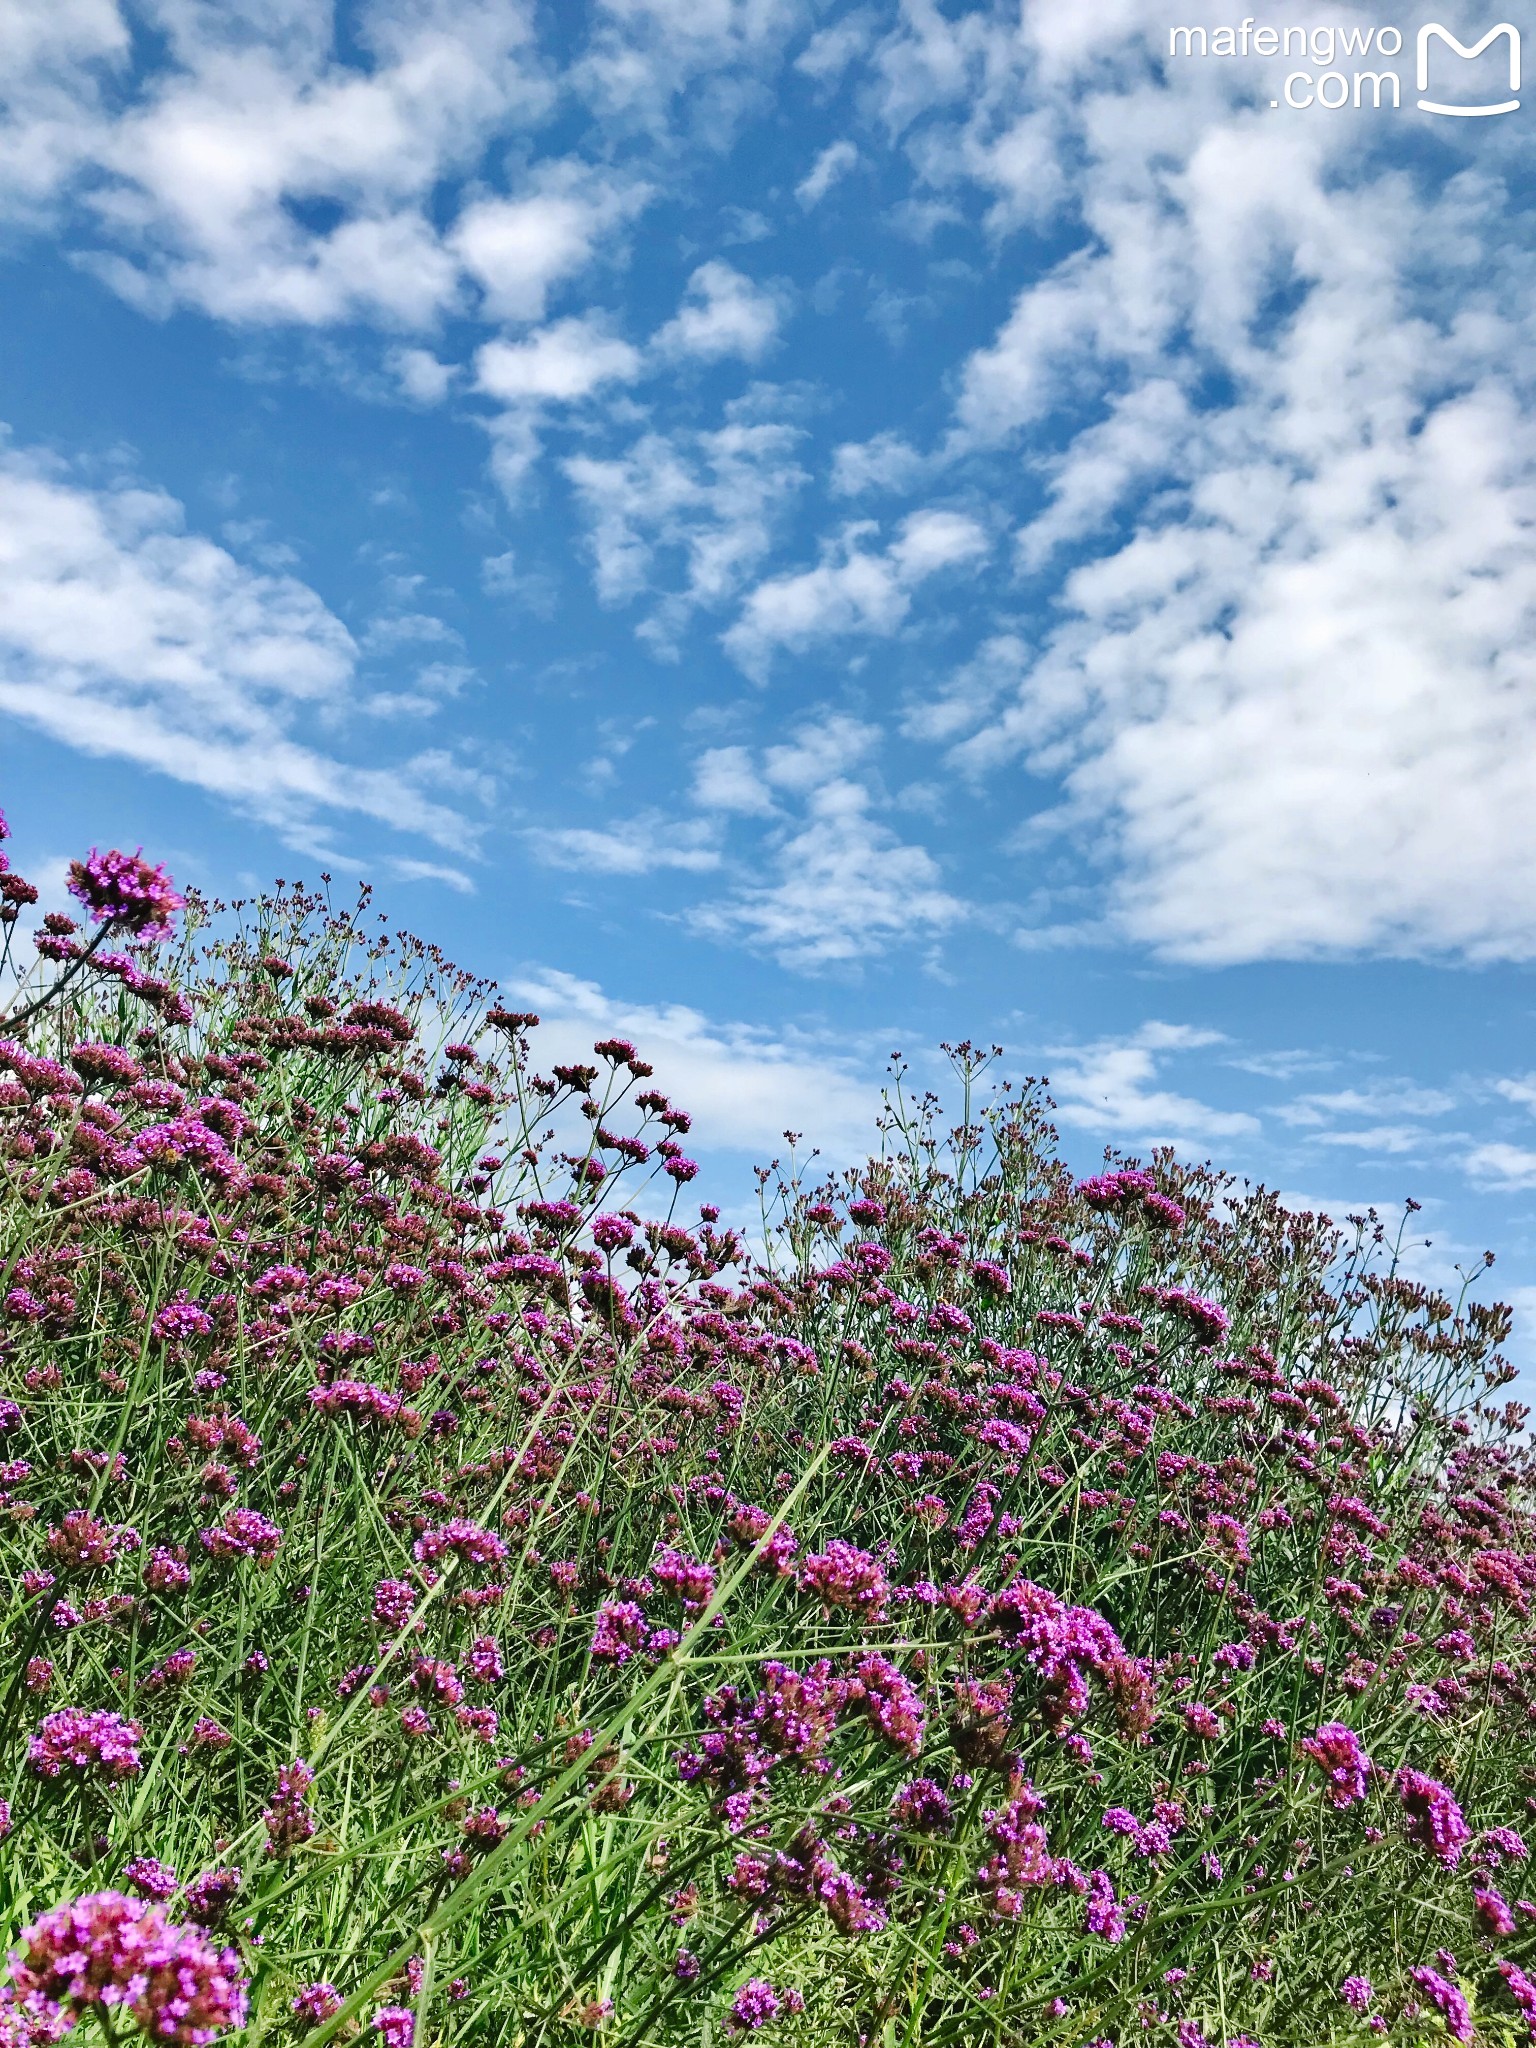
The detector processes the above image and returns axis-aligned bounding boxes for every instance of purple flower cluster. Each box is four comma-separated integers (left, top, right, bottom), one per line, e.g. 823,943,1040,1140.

8,1890,246,2045
1399,1769,1471,1868
28,1709,142,1783
66,849,184,941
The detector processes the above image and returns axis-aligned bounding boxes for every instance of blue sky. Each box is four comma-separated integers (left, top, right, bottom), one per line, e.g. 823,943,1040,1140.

4,0,1536,1358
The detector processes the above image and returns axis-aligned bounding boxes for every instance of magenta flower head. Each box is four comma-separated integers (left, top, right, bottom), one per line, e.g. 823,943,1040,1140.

798,1541,889,1619
1398,1768,1470,1868
1408,1966,1473,2044
412,1520,507,1571
728,1980,782,2032
1300,1722,1371,1808
199,1509,282,1568
66,849,183,942
8,1890,247,2045
123,1858,179,1902
374,2007,414,2048
292,1984,343,2025
28,1708,142,1783
591,1600,649,1665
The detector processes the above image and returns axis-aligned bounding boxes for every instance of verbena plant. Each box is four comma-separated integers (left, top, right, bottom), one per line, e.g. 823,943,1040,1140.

0,808,1533,2048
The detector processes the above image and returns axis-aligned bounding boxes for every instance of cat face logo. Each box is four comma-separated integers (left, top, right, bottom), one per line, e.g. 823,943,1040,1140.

1416,23,1520,116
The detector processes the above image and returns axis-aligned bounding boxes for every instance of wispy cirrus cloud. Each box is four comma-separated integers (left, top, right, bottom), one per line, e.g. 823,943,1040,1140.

0,438,482,852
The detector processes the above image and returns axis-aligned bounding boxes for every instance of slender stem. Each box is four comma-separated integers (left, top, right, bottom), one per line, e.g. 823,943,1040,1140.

0,920,121,1030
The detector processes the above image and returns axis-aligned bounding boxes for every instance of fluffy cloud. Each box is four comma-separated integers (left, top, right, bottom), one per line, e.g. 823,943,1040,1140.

452,163,648,324
654,260,784,362
874,2,1536,965
725,509,989,676
1042,1022,1259,1153
564,418,808,653
0,6,659,333
475,318,641,403
0,440,476,848
691,716,965,968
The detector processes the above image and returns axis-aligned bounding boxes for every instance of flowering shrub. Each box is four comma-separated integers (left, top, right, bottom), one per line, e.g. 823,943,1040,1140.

0,807,1534,2045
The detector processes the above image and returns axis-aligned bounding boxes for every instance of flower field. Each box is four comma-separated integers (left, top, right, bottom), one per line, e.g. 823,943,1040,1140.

1,810,1535,2048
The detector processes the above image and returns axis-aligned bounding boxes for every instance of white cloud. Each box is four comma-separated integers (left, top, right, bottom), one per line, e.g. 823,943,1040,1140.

506,965,882,1161
530,812,720,875
1278,1083,1459,1130
0,0,130,223
655,260,783,362
901,633,1027,747
1043,1021,1259,1153
794,11,877,87
573,0,804,139
564,418,808,653
796,139,857,209
389,346,457,404
891,10,1536,965
1313,1126,1436,1157
829,431,927,498
475,317,641,402
0,10,655,337
73,7,550,327
386,855,475,892
452,162,647,323
693,774,965,969
725,508,988,676
692,744,775,814
762,712,878,793
1465,1142,1536,1193
0,438,476,849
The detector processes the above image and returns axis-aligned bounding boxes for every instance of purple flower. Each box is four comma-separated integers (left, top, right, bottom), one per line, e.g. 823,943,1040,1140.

199,1509,282,1567
372,1579,417,1629
412,1520,507,1570
145,1549,192,1595
467,1635,504,1683
893,1778,952,1835
1300,1723,1371,1808
798,1542,888,1618
152,1298,214,1344
653,1546,716,1611
375,2006,414,2048
1483,1825,1529,1865
728,1980,781,2031
1341,1976,1374,2014
29,1708,142,1782
1399,1769,1470,1868
591,1600,649,1665
123,1858,179,1902
1084,1870,1126,1943
1408,1966,1473,2044
1498,1960,1536,2023
292,1984,344,2025
852,1655,926,1756
1474,1885,1516,1937
181,1869,241,1930
9,1890,246,2045
67,848,184,940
